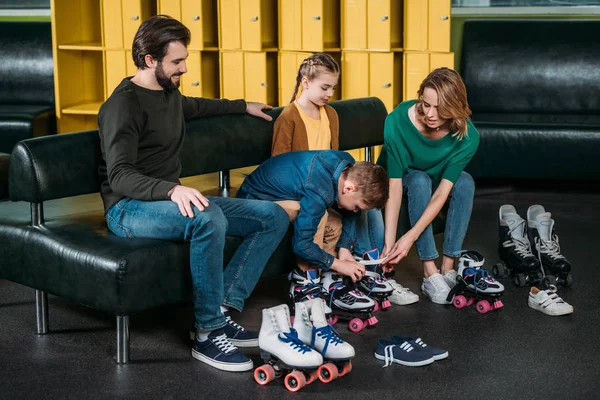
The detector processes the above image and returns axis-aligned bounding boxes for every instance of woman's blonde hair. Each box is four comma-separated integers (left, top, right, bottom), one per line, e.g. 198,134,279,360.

290,53,340,103
415,68,472,140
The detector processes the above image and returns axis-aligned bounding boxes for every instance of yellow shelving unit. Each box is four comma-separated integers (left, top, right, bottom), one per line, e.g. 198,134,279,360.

220,51,277,105
218,0,277,51
279,0,340,52
403,51,455,100
341,0,402,52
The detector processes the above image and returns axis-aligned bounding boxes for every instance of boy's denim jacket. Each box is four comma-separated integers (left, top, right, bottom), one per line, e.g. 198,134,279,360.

236,150,358,270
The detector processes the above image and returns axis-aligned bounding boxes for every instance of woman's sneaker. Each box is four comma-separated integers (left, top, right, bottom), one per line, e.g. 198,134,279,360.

443,270,458,288
421,273,451,304
374,338,434,367
391,335,448,360
388,279,419,305
528,285,574,316
192,328,254,372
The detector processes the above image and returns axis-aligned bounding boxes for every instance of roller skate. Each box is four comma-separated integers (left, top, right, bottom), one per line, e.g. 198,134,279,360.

321,271,378,333
254,304,323,392
355,249,394,311
527,205,573,288
447,251,505,314
493,205,542,287
288,267,333,317
293,299,355,383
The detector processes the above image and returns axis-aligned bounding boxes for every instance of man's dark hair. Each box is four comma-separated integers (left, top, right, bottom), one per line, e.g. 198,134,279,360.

131,15,191,69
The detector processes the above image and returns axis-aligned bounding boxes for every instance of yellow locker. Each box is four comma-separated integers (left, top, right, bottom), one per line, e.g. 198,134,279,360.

180,51,220,98
125,51,137,77
429,52,454,71
428,0,451,53
341,0,366,51
404,0,428,51
54,0,102,47
367,0,401,51
369,52,401,112
182,0,218,50
243,52,277,105
279,52,305,105
121,0,155,50
302,0,340,52
219,0,241,49
279,0,302,51
341,52,369,100
220,51,244,99
102,0,123,49
241,0,277,51
403,51,454,100
158,0,181,20
105,50,126,98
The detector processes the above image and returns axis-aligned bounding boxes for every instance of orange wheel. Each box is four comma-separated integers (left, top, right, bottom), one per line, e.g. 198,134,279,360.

284,370,306,392
318,363,339,383
305,370,319,385
254,364,276,385
339,361,352,377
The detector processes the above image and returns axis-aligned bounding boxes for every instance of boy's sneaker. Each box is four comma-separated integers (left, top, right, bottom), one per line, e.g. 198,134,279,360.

421,273,451,305
443,269,458,288
374,338,434,367
223,311,258,347
391,335,448,360
191,328,253,372
528,285,574,316
387,279,419,305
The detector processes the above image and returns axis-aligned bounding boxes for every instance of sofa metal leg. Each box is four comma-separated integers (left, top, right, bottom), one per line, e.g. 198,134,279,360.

364,146,373,163
35,289,49,334
116,315,130,364
219,170,230,197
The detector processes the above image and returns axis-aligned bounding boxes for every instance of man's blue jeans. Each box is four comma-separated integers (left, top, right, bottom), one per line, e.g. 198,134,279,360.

106,196,289,332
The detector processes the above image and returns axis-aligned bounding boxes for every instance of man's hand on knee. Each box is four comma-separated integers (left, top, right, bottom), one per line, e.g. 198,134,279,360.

169,185,210,218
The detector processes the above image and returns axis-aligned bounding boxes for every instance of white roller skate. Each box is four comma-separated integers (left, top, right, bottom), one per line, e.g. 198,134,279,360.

294,299,355,383
355,249,394,312
254,304,323,392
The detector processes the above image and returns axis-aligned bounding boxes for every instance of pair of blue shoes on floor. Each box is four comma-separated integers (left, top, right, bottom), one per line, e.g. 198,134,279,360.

375,335,449,367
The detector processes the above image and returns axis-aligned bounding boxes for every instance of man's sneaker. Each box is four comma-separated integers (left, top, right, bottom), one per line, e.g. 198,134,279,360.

223,311,258,347
191,328,253,372
443,269,458,288
421,273,451,304
528,285,574,316
374,338,434,367
391,335,448,360
387,279,419,305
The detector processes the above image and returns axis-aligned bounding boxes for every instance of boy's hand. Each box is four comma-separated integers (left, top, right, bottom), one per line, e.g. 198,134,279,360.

246,102,273,121
331,259,365,282
338,247,355,262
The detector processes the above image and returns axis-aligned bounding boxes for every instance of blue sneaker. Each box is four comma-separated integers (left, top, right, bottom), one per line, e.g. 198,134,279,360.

391,335,449,360
223,311,258,348
191,328,254,372
374,338,434,367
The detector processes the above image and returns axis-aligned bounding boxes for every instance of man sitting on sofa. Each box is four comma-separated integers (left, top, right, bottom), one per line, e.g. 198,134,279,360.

98,15,290,372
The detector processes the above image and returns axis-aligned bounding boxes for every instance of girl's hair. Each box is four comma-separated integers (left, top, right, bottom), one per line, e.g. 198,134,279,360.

290,53,340,103
415,68,472,140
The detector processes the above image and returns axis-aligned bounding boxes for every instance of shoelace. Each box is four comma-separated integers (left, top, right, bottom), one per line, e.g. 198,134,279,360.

382,342,414,368
463,267,494,294
535,235,565,260
212,333,237,354
414,338,428,348
504,220,534,257
278,328,313,354
225,316,246,332
312,324,343,357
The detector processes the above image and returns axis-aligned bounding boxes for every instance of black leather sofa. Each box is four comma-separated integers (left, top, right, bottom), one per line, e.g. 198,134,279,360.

0,21,56,200
461,20,600,182
2,97,428,363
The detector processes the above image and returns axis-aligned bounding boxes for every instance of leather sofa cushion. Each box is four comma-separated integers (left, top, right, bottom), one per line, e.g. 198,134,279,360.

0,152,9,200
0,105,56,153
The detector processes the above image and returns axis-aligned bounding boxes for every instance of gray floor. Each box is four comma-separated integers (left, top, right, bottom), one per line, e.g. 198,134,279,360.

1,188,598,400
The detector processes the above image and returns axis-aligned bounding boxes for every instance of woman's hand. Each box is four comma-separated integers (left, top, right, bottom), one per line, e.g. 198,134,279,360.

383,233,416,266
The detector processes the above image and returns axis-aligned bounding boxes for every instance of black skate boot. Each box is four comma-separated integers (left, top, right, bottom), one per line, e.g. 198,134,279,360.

494,205,542,287
527,205,573,287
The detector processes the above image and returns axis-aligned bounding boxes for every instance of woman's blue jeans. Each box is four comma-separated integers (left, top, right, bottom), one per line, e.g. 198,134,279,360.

106,196,289,332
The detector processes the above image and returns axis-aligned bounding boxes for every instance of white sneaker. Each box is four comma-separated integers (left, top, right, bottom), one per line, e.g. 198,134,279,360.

442,270,458,288
388,279,419,305
421,273,451,305
528,286,573,316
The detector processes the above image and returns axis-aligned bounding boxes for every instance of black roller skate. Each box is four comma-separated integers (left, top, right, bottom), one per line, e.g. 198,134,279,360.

447,251,504,314
321,271,377,333
494,205,542,287
527,205,573,288
288,267,333,318
355,249,394,312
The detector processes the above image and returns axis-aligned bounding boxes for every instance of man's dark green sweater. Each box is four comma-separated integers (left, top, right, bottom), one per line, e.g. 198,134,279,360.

98,78,246,214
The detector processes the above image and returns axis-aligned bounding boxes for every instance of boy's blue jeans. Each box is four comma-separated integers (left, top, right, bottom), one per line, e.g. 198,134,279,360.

106,196,289,332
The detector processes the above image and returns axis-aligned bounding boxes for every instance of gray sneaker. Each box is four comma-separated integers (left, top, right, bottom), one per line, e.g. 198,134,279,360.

421,273,452,305
443,270,458,288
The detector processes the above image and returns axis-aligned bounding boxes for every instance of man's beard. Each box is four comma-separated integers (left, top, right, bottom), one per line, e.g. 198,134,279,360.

155,61,180,92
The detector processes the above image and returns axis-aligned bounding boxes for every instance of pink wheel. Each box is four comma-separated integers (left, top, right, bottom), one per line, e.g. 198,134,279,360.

381,300,392,309
348,318,364,333
318,363,339,383
328,315,339,325
254,364,276,386
476,300,492,314
366,316,378,326
453,295,467,309
284,370,306,392
466,298,476,306
373,300,380,313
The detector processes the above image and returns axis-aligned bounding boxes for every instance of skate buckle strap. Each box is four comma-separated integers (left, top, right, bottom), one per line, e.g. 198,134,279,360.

278,328,313,354
312,325,343,357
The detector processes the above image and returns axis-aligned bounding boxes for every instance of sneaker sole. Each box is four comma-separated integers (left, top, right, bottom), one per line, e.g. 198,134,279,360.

432,351,449,361
191,349,254,372
374,352,435,367
421,287,451,305
528,299,574,316
389,296,419,306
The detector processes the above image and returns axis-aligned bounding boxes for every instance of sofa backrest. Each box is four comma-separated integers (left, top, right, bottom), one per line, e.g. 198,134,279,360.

0,21,55,106
461,20,600,117
9,97,387,203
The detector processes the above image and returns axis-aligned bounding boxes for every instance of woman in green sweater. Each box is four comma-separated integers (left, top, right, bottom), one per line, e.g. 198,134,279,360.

377,68,479,305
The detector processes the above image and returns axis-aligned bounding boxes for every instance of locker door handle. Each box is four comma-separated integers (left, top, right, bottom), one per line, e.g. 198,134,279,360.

382,83,392,88
440,15,449,20
192,82,200,86
379,16,389,21
131,16,139,21
261,82,268,87
312,16,321,21
192,16,200,21
250,16,259,21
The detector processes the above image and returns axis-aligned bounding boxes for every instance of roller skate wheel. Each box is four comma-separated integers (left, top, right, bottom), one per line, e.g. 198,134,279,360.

513,273,526,288
305,370,319,385
373,300,380,313
492,263,507,278
339,361,352,377
564,273,573,287
476,300,492,314
318,363,339,383
366,316,378,326
348,318,364,333
453,295,467,309
284,370,307,392
381,300,392,309
328,315,339,325
254,365,276,385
